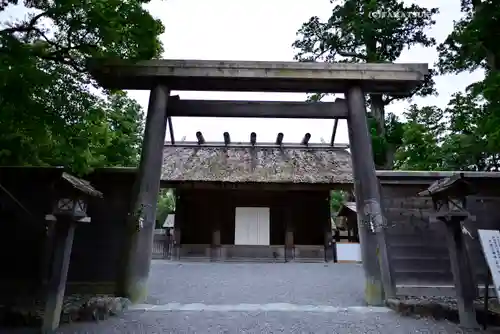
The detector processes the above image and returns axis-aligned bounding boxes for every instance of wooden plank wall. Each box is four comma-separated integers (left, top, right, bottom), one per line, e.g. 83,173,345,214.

381,179,500,287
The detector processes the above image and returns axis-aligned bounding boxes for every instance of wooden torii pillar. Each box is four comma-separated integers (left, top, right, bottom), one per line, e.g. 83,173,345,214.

121,85,169,302
88,59,428,305
346,86,396,304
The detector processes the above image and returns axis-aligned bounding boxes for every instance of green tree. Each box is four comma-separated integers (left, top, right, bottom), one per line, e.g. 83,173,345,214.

394,105,446,170
434,0,500,171
0,0,164,174
330,190,346,215
293,0,438,168
437,0,500,74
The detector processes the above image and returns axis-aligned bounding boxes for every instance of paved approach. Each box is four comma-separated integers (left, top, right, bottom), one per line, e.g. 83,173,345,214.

58,261,487,333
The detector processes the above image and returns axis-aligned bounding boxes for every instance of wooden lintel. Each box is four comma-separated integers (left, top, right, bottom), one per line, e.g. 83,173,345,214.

166,98,348,119
196,131,205,144
88,59,428,93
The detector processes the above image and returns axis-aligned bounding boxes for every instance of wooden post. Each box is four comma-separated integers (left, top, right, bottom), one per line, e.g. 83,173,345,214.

324,230,333,262
42,218,76,332
325,193,333,262
40,221,56,287
284,206,294,262
443,216,480,329
119,84,169,303
345,86,395,305
173,190,183,260
420,174,479,329
211,209,221,261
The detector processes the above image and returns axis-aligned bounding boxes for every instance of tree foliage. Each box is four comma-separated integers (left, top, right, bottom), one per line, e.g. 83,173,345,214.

296,0,500,172
0,0,164,174
394,0,500,172
293,0,438,168
394,105,446,170
330,190,346,215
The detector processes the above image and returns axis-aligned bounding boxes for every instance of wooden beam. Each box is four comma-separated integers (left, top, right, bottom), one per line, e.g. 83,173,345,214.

223,132,230,145
164,142,349,149
88,59,429,93
301,133,311,145
167,116,175,144
166,99,348,119
165,180,350,191
196,131,205,144
250,132,256,146
276,132,284,146
330,119,339,146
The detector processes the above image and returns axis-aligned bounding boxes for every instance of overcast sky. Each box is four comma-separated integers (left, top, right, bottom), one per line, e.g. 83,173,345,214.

131,0,483,145
4,0,485,145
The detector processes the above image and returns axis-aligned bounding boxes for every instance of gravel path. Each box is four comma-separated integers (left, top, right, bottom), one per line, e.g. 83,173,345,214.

145,261,366,306
56,261,492,333
57,309,483,334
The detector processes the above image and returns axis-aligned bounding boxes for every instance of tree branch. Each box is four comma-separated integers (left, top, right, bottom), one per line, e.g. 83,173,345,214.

0,11,49,35
337,50,367,60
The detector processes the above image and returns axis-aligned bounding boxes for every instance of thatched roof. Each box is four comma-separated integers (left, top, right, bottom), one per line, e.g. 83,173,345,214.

161,146,352,184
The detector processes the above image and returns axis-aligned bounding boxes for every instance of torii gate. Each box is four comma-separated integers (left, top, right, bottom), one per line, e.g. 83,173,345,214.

88,59,428,306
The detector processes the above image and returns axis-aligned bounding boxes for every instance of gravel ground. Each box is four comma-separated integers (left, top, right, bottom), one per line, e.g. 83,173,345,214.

56,309,486,334
54,261,493,333
145,261,366,306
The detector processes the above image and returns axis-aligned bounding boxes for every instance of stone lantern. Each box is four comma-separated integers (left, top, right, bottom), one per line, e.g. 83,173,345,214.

42,172,102,332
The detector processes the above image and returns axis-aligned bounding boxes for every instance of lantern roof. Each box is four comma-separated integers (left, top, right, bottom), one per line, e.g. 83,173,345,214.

61,172,102,198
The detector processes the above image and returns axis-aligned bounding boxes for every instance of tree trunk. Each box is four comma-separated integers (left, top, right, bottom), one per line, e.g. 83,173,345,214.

384,143,396,170
473,0,499,72
368,93,394,169
369,94,385,136
363,11,391,169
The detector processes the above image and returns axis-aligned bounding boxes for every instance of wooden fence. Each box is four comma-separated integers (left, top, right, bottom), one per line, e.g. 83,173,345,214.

153,229,172,259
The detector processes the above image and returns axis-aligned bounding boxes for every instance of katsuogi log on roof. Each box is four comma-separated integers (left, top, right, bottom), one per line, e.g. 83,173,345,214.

161,146,353,184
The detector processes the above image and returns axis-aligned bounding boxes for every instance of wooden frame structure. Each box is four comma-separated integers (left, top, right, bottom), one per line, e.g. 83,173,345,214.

88,58,428,306
418,174,480,329
164,96,349,146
